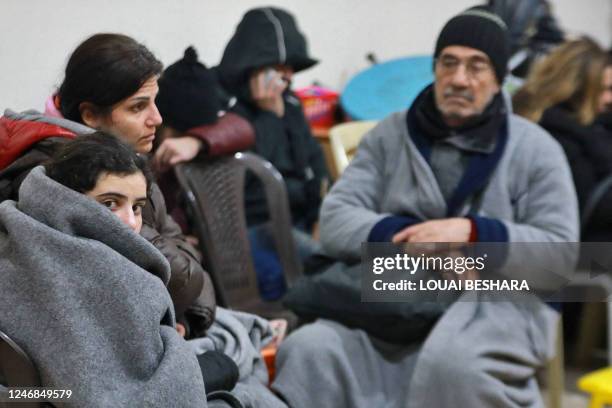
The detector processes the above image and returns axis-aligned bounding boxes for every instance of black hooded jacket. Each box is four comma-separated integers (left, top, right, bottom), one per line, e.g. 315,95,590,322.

215,7,328,229
217,7,318,89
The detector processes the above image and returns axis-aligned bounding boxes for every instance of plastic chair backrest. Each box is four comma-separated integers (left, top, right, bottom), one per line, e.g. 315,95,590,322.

329,121,377,176
174,152,303,316
0,330,45,408
581,173,612,235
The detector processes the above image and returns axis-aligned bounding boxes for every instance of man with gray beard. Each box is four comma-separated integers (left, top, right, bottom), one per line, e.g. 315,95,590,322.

271,5,578,408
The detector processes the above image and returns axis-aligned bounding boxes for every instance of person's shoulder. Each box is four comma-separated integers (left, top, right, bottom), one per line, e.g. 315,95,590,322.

507,113,564,152
345,111,410,162
508,113,547,138
361,110,408,144
506,114,569,170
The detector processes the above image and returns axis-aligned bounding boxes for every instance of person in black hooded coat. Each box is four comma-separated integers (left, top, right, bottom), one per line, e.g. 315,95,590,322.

215,7,329,299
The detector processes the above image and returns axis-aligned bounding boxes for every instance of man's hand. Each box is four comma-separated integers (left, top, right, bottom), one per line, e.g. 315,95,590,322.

153,136,203,173
392,218,472,244
176,322,186,338
311,222,320,241
185,234,199,247
249,69,287,117
439,249,480,282
441,265,480,282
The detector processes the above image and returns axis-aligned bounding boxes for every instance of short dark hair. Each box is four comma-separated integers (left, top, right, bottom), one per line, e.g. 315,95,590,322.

45,132,153,195
58,33,163,123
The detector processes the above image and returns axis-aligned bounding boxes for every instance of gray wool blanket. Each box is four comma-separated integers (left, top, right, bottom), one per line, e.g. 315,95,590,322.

273,292,558,408
189,308,287,408
0,167,208,407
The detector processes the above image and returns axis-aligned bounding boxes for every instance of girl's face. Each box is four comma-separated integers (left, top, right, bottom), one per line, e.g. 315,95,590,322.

85,172,147,233
85,76,163,154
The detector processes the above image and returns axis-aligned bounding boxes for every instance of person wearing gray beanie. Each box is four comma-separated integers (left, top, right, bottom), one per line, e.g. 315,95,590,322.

429,5,510,129
434,6,510,84
271,5,576,408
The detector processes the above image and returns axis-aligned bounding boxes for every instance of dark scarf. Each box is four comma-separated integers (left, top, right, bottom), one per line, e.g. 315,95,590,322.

407,84,508,216
413,84,506,145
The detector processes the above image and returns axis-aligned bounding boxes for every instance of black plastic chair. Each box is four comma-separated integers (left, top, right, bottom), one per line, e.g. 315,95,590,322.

581,173,612,240
174,152,303,319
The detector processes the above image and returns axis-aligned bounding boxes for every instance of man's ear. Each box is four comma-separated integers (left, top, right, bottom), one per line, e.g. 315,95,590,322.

79,102,103,128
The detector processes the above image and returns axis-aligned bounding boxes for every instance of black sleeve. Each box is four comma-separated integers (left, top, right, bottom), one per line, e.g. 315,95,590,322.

289,102,330,228
581,125,612,178
553,133,598,208
197,351,240,393
141,184,216,330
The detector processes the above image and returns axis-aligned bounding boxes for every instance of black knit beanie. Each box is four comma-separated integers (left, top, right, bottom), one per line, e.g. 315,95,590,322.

434,6,510,84
156,46,222,132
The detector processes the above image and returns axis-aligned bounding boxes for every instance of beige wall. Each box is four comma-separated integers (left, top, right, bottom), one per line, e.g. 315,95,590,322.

1,0,610,112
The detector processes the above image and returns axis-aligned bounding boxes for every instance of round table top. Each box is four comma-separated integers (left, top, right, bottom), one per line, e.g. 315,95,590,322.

340,55,434,121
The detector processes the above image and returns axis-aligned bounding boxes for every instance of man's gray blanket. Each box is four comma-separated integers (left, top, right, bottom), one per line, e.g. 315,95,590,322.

273,292,558,408
0,167,207,407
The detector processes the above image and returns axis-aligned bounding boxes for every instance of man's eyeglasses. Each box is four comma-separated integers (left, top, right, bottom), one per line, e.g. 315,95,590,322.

435,55,493,79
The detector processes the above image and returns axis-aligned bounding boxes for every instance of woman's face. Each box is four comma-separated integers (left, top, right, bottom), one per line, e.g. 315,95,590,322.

85,172,147,233
87,76,162,154
599,66,612,114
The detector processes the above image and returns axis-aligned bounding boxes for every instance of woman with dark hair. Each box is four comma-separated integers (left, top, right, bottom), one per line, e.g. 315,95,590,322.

0,132,208,406
513,37,612,240
0,33,216,339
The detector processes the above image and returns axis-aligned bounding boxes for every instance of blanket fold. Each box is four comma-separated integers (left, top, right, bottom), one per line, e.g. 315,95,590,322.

0,166,207,407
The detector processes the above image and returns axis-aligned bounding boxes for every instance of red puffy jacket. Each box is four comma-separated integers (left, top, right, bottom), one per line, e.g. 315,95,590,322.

0,114,76,171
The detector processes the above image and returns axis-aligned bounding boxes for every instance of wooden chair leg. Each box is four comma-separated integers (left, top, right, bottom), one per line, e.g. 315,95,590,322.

547,317,564,408
575,302,605,367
